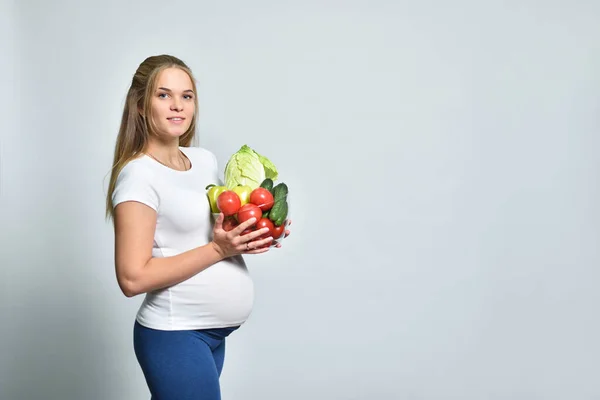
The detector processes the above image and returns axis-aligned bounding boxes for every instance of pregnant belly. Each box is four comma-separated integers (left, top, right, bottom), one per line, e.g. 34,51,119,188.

140,256,255,329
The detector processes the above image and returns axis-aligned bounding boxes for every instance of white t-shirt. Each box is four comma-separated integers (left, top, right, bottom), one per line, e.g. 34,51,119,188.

112,146,254,331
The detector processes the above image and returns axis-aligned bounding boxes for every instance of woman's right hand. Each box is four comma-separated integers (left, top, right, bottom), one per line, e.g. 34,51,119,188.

210,213,273,258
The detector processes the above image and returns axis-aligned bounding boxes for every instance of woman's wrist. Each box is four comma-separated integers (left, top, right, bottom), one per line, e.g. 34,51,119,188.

209,241,227,260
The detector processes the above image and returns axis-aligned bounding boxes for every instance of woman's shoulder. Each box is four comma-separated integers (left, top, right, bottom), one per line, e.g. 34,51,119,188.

117,155,155,181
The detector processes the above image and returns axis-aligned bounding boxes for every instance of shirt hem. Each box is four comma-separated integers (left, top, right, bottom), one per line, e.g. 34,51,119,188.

135,315,249,331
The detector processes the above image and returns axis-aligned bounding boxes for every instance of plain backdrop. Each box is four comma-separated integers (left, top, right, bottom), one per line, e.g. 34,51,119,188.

1,1,599,399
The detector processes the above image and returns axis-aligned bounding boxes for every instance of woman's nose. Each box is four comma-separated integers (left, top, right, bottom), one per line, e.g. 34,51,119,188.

171,99,183,111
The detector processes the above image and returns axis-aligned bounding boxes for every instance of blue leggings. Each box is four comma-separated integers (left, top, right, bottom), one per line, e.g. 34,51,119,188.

133,321,240,400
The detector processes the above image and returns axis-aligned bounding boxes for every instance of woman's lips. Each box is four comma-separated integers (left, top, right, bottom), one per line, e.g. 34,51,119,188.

168,117,185,124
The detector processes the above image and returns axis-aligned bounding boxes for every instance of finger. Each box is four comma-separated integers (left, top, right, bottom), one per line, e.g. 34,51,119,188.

275,243,282,248
242,228,270,243
284,229,291,237
255,236,274,247
214,213,225,230
243,236,272,252
246,247,270,254
287,219,292,226
231,217,257,236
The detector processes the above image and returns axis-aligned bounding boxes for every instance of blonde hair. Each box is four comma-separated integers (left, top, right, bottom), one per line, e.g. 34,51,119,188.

105,54,199,221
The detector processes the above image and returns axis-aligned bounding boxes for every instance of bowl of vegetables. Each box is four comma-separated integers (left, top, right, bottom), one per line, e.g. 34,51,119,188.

206,145,290,247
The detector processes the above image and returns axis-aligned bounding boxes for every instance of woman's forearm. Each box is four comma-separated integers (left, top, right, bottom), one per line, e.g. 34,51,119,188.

120,242,225,297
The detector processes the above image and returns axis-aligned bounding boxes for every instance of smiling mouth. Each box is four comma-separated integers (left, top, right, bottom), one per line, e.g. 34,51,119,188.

168,117,185,121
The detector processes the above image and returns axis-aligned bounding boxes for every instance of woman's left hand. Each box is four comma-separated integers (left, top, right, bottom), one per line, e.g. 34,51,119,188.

274,219,292,248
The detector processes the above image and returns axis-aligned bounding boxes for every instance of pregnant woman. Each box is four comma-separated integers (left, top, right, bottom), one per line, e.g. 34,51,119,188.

104,54,290,400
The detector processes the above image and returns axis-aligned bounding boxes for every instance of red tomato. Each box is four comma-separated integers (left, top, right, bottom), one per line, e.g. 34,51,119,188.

272,224,285,239
251,218,277,249
217,191,241,216
255,218,274,237
222,218,239,232
237,203,262,224
249,188,275,211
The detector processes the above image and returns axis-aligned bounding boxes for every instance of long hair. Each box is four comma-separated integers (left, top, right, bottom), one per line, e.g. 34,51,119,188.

105,55,199,221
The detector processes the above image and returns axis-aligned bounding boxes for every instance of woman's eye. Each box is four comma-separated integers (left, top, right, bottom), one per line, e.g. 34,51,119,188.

184,95,193,100
158,93,168,98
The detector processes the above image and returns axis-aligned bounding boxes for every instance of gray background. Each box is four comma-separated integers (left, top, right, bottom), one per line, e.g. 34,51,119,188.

1,0,599,399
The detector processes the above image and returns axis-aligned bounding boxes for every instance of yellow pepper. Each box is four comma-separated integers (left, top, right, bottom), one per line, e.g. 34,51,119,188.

232,185,253,207
206,184,227,213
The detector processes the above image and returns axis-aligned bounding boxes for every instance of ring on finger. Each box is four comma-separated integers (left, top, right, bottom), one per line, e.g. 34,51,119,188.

246,242,250,251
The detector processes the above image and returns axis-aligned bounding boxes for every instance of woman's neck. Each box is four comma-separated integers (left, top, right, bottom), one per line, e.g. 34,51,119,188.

146,138,181,163
145,138,189,171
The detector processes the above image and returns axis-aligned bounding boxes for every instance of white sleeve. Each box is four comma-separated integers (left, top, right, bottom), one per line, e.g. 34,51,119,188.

112,163,159,211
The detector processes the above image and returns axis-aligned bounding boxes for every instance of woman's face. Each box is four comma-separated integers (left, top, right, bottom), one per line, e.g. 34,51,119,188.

149,67,195,139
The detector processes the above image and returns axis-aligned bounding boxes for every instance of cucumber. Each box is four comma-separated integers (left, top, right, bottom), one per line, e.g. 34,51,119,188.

269,199,288,226
263,209,270,219
260,178,274,192
272,182,288,200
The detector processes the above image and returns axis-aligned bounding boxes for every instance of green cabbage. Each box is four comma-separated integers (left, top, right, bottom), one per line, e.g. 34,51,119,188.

224,145,279,189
